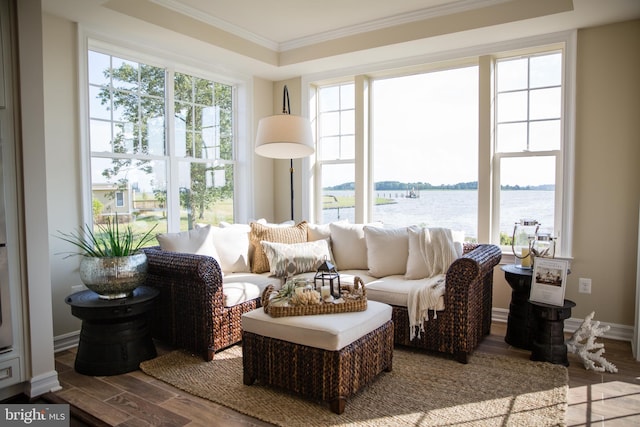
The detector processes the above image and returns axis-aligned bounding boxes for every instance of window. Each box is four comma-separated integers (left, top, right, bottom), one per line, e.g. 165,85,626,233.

307,36,573,256
86,47,236,236
173,72,235,230
371,66,478,235
315,83,356,223
494,52,563,252
115,191,124,208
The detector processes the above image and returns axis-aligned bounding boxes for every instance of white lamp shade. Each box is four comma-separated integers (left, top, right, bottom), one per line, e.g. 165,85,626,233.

255,114,314,159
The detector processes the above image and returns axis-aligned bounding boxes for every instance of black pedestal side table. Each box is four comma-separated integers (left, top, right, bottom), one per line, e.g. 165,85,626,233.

529,299,576,366
501,264,534,350
66,286,159,376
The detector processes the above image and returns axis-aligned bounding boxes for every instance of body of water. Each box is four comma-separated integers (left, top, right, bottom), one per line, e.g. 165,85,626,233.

322,189,554,241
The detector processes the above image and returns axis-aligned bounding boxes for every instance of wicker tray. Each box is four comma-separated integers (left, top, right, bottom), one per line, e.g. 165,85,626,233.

262,276,367,317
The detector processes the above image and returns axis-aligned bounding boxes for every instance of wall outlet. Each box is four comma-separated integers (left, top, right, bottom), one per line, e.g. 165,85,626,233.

71,284,86,293
578,278,592,294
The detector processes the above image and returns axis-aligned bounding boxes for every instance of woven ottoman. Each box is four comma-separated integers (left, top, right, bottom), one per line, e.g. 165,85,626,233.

241,300,393,414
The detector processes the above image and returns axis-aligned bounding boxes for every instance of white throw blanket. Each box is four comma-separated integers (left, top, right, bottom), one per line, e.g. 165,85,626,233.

408,275,446,340
408,228,460,340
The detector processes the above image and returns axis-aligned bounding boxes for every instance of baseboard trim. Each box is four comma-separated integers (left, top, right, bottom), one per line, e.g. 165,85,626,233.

491,308,634,342
54,331,79,353
28,370,61,398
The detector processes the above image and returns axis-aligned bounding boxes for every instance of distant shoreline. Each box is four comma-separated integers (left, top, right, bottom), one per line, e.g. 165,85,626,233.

324,182,555,191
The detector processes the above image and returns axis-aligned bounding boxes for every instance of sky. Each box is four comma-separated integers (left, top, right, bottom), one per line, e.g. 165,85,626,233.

372,66,479,186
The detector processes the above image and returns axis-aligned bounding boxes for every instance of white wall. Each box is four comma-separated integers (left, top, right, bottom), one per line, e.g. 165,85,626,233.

17,0,59,396
43,13,83,337
252,77,276,222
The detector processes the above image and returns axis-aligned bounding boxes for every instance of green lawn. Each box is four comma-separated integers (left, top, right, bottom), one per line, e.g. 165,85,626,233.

322,195,395,209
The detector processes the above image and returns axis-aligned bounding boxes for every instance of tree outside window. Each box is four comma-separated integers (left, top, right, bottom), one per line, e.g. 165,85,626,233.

88,49,235,237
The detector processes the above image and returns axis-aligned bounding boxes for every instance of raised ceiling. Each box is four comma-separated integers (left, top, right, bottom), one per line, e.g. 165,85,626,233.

151,0,486,48
43,0,640,80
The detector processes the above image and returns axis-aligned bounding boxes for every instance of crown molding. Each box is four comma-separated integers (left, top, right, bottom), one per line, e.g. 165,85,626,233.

280,0,510,51
150,0,280,51
151,0,510,53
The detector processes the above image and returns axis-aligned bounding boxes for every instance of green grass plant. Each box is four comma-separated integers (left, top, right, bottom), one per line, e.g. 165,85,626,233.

57,214,158,257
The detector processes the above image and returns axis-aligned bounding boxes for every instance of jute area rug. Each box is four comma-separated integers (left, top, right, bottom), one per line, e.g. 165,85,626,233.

140,345,567,427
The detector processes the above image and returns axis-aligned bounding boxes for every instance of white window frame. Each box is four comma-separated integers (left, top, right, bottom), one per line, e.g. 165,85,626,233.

491,47,570,258
490,38,576,260
312,82,357,223
77,30,254,231
302,31,576,258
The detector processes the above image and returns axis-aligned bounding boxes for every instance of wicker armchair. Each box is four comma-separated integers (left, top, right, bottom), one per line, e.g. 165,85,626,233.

143,247,259,361
392,243,502,363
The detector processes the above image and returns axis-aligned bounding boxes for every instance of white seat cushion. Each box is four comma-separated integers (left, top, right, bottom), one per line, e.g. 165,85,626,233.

223,272,279,307
242,300,392,351
364,275,446,310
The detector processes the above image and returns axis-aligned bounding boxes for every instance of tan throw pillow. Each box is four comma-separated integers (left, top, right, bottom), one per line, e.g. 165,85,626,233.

250,221,308,273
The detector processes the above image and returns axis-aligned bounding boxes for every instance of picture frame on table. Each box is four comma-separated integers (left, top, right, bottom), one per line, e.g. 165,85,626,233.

529,258,569,307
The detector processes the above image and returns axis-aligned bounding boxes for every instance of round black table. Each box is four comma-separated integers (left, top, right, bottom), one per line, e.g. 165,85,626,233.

66,286,159,376
529,299,576,366
501,264,534,350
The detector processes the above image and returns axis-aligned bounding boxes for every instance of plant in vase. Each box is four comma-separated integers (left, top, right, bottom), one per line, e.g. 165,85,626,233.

57,215,157,299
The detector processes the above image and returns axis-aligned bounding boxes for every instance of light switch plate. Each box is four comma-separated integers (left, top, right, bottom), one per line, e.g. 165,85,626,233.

578,278,592,294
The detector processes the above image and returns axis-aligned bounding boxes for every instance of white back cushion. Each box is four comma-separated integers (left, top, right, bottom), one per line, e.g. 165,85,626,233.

210,225,251,273
329,222,370,270
364,226,409,277
405,226,465,279
156,225,220,263
405,225,429,279
307,220,348,241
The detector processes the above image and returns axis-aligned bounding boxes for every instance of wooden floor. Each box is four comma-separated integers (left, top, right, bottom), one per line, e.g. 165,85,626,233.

47,322,640,426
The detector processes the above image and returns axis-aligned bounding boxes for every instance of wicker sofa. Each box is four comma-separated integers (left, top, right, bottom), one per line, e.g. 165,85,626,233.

143,222,501,363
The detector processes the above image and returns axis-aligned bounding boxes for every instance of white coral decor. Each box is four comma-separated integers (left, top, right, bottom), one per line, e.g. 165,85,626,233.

566,311,618,373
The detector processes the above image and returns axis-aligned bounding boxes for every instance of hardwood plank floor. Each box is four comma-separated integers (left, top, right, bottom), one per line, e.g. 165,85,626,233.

46,322,640,426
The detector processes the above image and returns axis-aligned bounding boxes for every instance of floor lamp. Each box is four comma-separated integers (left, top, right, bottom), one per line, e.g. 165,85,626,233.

255,85,314,220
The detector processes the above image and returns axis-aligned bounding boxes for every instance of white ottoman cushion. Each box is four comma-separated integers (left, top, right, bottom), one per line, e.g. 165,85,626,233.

242,300,392,351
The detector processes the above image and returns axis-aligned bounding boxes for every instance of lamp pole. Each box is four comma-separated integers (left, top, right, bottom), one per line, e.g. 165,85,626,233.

290,159,294,220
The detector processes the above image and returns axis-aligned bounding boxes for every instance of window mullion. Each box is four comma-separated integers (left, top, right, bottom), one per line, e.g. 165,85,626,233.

479,54,494,244
166,67,180,232
354,75,368,223
526,57,531,151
